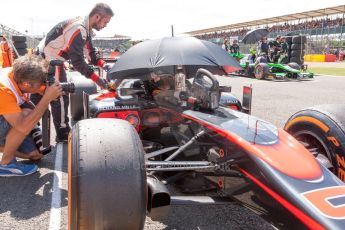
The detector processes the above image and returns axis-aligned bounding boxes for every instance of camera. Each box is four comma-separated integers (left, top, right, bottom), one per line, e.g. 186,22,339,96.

48,60,75,93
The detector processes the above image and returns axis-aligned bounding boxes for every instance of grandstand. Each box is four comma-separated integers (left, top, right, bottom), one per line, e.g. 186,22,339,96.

93,35,132,53
186,5,345,54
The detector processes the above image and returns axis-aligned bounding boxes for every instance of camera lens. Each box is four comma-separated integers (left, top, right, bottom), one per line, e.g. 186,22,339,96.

60,82,75,93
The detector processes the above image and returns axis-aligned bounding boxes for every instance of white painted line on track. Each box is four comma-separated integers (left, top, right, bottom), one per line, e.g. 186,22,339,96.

48,143,63,230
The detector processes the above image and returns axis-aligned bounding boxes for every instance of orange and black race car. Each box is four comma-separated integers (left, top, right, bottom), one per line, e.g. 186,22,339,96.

65,65,345,230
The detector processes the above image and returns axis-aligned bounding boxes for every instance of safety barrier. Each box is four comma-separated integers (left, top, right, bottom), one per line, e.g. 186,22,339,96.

325,54,336,62
303,54,342,62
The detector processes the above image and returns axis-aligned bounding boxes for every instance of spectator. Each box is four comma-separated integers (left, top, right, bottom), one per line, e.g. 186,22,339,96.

193,16,344,42
323,44,330,54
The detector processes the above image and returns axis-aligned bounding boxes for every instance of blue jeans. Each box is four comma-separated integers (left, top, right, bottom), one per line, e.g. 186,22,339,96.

0,116,36,154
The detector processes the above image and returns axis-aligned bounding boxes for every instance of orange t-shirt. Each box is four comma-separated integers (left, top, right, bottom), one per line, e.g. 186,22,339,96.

0,69,22,115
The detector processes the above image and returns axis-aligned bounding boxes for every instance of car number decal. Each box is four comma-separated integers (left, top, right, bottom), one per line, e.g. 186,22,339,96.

302,186,345,219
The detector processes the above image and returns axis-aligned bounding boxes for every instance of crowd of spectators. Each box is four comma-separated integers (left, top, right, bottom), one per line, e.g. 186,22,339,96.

268,17,343,33
194,17,344,41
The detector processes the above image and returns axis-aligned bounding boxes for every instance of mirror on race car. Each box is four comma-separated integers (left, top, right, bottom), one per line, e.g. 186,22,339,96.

242,85,252,114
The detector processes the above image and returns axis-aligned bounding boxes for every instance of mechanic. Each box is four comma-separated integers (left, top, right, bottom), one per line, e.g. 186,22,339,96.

32,3,114,142
248,47,257,63
278,36,289,63
257,37,269,59
222,39,229,52
255,52,269,65
269,36,282,63
280,37,288,54
229,40,240,54
0,55,62,177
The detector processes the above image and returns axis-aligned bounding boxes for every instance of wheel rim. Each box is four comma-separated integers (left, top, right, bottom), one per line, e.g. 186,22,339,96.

294,130,334,172
255,66,263,79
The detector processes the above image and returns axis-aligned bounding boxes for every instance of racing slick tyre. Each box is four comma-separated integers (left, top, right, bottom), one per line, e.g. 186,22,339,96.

69,73,97,122
68,118,147,230
285,36,293,44
15,48,28,56
284,105,345,182
291,50,305,57
291,44,306,50
11,35,26,42
254,63,269,80
13,42,27,49
287,62,301,70
289,57,304,65
292,35,307,44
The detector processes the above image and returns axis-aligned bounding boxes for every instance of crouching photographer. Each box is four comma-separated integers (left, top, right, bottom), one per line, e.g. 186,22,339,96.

0,55,63,177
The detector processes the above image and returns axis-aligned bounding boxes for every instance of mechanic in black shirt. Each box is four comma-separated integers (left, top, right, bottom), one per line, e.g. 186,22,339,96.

229,40,240,54
269,36,282,63
278,36,289,64
258,37,269,58
280,37,288,54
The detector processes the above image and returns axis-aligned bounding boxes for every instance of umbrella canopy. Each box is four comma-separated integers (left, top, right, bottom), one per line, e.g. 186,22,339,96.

108,36,241,79
242,28,269,44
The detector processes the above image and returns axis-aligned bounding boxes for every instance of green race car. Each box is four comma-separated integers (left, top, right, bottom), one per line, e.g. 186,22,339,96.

229,52,245,60
237,58,314,81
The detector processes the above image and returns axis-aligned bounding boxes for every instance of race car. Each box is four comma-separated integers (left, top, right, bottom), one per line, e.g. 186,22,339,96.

229,52,245,61
67,66,345,230
237,60,314,81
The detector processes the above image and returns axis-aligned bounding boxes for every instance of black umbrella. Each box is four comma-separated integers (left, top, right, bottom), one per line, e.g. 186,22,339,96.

108,36,241,79
242,28,269,44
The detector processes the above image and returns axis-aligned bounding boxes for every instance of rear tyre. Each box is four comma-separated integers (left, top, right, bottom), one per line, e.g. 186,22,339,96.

13,42,27,49
69,73,97,122
69,118,147,230
15,48,27,56
285,36,293,44
291,44,306,50
291,50,305,57
11,35,26,42
284,105,345,182
292,35,307,44
254,63,269,80
289,57,304,65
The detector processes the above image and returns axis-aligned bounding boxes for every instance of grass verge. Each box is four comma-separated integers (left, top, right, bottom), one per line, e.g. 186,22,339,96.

309,67,345,76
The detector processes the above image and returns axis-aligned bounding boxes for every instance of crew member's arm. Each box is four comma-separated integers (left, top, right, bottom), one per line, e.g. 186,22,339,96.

3,82,62,135
88,40,105,68
68,30,107,89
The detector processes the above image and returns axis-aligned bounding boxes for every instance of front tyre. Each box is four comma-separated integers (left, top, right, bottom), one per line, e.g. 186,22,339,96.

69,73,97,122
254,63,269,80
68,118,147,230
284,105,345,182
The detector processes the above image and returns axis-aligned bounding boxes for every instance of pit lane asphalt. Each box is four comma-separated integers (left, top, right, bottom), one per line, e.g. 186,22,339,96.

1,74,345,230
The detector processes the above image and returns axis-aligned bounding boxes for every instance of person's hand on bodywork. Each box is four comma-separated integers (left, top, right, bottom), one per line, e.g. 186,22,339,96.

102,63,113,72
90,72,109,90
